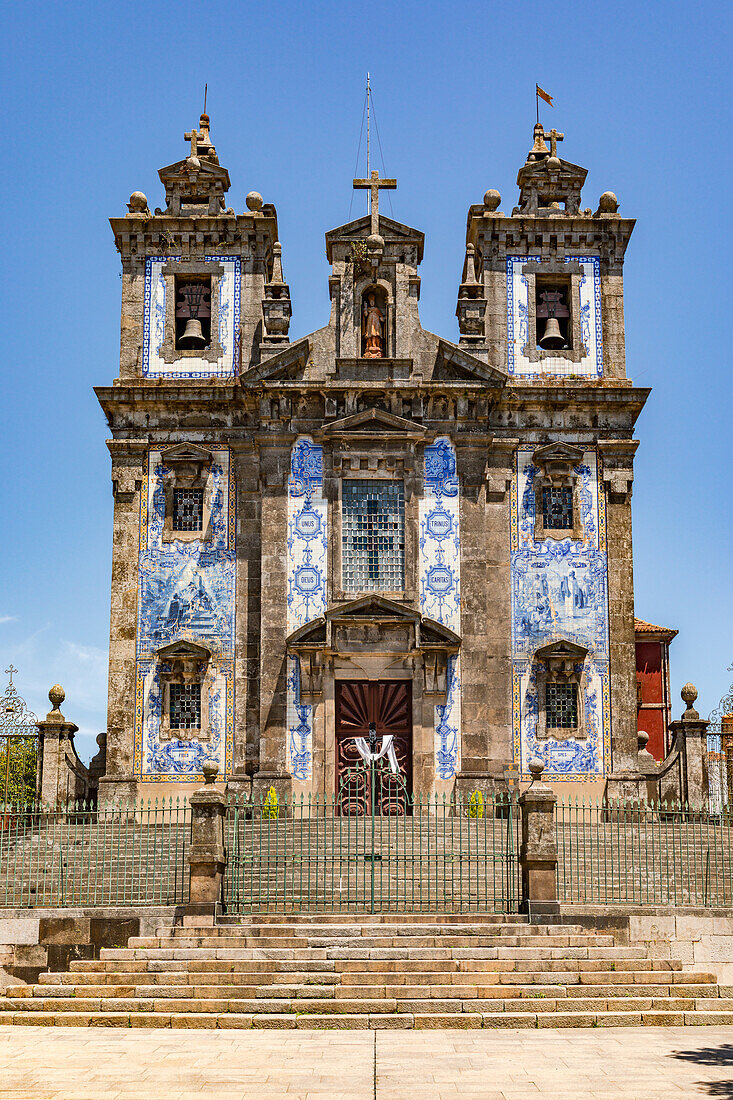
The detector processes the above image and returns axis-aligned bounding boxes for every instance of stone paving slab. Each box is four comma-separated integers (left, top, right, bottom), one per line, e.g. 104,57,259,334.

0,1025,733,1098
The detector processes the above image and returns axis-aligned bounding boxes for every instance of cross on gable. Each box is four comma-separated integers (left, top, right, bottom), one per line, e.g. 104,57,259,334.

542,128,564,158
352,169,397,235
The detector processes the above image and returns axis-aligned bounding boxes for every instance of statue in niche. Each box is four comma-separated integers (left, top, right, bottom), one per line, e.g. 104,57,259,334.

362,292,385,359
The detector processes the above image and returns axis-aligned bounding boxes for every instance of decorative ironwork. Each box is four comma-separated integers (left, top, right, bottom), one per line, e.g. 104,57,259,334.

0,666,38,805
707,664,733,812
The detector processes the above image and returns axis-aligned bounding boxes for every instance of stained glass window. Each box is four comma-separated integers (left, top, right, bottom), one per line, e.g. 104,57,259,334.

546,683,578,730
173,487,204,531
169,683,201,729
542,486,573,530
342,481,405,592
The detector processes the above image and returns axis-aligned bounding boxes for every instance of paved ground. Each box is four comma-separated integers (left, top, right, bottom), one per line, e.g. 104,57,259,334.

1,1025,733,1099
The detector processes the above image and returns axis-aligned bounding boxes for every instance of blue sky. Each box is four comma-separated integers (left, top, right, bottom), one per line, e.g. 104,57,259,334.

0,0,730,762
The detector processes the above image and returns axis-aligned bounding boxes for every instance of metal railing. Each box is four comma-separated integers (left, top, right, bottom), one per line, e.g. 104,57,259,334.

0,799,190,908
224,791,520,914
557,798,733,907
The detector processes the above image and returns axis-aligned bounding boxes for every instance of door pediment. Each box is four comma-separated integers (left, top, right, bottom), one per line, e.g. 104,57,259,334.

287,598,460,701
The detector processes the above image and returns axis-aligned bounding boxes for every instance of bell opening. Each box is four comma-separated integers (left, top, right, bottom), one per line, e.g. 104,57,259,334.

536,283,571,352
175,276,212,350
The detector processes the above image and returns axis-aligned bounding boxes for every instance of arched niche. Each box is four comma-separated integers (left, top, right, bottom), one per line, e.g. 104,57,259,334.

361,284,388,359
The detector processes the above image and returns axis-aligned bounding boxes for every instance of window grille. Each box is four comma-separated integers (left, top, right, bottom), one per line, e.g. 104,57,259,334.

542,486,573,530
546,683,578,730
172,487,204,532
342,480,405,592
169,683,201,730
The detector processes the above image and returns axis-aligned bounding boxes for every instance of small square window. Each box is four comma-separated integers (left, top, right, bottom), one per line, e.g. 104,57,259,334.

175,277,212,349
342,480,405,592
172,487,204,532
169,683,201,730
546,683,578,730
542,487,573,530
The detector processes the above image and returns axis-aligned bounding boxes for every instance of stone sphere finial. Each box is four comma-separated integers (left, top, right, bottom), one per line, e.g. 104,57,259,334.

246,191,263,212
681,682,699,719
127,191,148,213
681,682,698,707
637,730,650,751
202,759,219,785
528,757,545,784
49,684,65,710
483,189,501,211
597,191,619,214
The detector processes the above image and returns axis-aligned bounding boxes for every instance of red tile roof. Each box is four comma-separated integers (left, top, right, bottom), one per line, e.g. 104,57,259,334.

634,617,678,640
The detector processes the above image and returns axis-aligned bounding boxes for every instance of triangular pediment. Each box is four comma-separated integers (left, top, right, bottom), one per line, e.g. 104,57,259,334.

328,596,420,623
326,215,424,262
434,339,507,386
240,338,310,383
535,639,588,662
159,158,230,189
156,639,211,660
160,443,213,465
517,158,587,186
533,441,584,466
319,408,426,439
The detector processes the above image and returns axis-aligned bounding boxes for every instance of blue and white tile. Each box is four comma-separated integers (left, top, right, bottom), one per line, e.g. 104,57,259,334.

419,438,461,781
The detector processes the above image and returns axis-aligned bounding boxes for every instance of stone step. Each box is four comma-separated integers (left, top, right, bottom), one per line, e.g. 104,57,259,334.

1,1008,732,1029
133,933,616,950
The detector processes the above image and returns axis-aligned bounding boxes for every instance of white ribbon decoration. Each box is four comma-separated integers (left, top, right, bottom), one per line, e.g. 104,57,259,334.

353,733,400,775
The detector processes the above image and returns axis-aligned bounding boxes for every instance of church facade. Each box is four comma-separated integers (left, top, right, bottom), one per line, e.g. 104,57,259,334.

96,115,648,805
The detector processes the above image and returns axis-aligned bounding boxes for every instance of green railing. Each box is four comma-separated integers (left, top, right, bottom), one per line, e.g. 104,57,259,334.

557,798,733,907
0,799,190,908
224,792,520,914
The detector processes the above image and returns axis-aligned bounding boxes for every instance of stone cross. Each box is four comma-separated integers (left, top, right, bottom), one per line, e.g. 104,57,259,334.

184,127,200,158
352,169,397,235
543,128,564,158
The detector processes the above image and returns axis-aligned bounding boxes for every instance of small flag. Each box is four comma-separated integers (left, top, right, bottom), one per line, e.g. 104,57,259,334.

536,84,554,107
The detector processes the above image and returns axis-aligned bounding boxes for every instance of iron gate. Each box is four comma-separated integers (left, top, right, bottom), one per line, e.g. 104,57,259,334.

223,782,520,914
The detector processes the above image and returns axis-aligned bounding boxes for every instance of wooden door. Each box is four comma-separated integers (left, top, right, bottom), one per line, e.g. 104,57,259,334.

335,681,412,814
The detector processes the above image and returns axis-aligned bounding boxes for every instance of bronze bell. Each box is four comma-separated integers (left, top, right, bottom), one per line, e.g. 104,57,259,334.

539,316,565,350
179,318,206,348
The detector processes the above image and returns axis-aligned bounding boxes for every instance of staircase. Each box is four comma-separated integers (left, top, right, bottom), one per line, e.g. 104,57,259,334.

2,914,733,1029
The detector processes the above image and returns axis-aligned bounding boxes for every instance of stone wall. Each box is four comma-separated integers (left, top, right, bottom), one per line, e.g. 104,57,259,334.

0,907,177,986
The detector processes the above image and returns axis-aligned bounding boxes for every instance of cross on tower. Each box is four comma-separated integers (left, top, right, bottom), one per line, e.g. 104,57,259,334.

543,128,564,158
184,127,200,158
352,169,397,236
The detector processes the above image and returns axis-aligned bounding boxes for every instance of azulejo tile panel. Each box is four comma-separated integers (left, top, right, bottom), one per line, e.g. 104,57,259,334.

285,438,327,781
142,256,241,379
510,447,610,780
133,448,235,781
420,438,461,781
506,255,602,378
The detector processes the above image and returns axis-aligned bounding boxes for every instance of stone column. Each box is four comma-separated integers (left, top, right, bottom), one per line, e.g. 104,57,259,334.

36,685,84,807
668,683,710,813
187,760,227,925
519,760,558,917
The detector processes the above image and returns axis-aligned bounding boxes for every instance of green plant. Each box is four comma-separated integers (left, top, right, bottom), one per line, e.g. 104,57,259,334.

262,786,279,819
468,790,484,819
0,737,38,805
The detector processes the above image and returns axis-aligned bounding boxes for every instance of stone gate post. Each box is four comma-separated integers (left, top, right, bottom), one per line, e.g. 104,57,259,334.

518,759,559,918
668,683,710,813
187,760,227,925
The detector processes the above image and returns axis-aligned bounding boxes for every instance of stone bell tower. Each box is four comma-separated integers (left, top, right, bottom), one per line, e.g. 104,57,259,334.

456,121,648,792
97,114,282,804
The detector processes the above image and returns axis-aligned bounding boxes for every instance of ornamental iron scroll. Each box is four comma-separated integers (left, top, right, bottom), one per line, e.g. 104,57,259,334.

1,665,39,805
